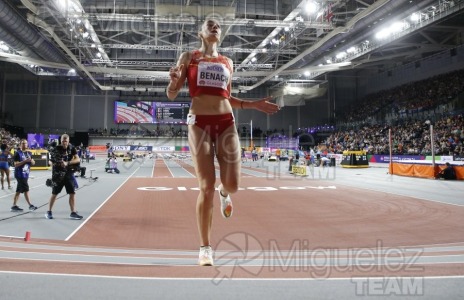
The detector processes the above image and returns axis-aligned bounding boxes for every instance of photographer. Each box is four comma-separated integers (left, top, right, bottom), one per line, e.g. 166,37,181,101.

45,134,83,220
436,162,457,180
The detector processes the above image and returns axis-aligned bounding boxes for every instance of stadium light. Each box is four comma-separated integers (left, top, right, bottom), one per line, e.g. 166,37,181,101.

305,1,319,14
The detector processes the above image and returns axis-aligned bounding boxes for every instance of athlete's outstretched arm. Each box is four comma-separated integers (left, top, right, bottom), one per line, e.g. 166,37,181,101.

230,95,280,115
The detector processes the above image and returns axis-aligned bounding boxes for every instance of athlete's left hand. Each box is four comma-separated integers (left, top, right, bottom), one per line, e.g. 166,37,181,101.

252,96,280,114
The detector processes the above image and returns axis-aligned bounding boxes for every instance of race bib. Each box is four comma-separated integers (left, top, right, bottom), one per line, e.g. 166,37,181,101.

197,61,230,90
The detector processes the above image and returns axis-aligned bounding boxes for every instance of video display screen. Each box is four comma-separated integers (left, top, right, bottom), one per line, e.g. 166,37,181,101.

114,101,190,124
48,134,61,146
27,133,44,148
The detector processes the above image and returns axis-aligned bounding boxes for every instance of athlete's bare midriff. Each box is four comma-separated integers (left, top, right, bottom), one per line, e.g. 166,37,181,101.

189,95,233,115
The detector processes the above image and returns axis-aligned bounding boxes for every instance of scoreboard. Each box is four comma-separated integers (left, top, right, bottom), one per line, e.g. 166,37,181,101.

115,101,190,124
155,102,190,123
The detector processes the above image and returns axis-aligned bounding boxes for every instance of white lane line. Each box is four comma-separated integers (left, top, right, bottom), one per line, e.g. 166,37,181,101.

64,165,141,241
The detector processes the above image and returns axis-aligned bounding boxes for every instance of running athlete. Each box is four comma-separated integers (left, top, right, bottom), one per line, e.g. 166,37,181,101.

167,19,280,266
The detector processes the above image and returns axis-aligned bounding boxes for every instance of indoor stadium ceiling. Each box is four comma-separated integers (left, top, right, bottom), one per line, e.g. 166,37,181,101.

0,0,463,94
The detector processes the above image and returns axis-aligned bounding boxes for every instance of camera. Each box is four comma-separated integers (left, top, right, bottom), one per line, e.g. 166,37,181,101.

45,178,53,187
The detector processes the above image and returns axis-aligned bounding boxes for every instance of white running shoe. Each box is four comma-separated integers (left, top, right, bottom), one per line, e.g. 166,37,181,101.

198,246,214,266
218,184,233,218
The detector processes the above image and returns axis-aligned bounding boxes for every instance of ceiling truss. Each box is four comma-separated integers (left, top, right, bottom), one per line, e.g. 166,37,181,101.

0,0,462,95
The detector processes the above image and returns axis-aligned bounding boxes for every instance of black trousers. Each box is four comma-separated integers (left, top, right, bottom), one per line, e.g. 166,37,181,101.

78,166,86,177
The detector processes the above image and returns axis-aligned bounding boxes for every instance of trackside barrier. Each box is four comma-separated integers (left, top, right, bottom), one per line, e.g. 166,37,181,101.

391,162,464,180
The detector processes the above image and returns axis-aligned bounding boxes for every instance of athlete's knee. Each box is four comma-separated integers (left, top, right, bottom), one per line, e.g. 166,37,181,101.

222,180,239,194
199,182,216,197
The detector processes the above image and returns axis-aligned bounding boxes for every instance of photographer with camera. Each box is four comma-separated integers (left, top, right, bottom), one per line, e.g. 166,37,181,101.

11,139,38,212
45,134,83,220
436,162,457,180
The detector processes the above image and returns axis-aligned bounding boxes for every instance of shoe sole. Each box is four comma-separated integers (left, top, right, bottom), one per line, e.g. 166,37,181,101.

218,185,233,219
222,204,233,218
198,260,214,266
70,216,83,220
45,214,53,219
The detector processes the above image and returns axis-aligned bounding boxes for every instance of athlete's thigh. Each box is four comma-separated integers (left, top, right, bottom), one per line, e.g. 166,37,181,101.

215,125,240,183
188,125,216,185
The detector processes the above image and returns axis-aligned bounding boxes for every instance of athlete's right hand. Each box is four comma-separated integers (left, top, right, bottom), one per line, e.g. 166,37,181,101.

169,64,184,83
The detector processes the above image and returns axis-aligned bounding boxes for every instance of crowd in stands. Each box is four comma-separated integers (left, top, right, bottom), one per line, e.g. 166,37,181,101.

90,124,292,139
0,128,21,153
319,68,464,157
322,114,463,156
338,69,464,128
89,125,188,137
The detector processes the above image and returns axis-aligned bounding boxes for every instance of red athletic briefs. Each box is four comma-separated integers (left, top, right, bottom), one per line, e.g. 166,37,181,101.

187,113,235,141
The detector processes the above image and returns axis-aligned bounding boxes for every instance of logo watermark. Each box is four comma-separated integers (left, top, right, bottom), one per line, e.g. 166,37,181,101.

351,276,424,296
212,233,424,286
212,232,265,285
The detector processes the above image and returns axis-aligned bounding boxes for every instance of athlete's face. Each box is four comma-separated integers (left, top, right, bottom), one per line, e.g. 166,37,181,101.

201,20,221,41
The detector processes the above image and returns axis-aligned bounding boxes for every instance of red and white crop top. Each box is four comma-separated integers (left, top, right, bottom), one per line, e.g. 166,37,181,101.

187,50,232,98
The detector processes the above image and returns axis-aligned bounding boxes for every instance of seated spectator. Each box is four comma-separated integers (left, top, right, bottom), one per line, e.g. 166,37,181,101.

75,166,86,178
436,162,457,180
105,155,120,174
